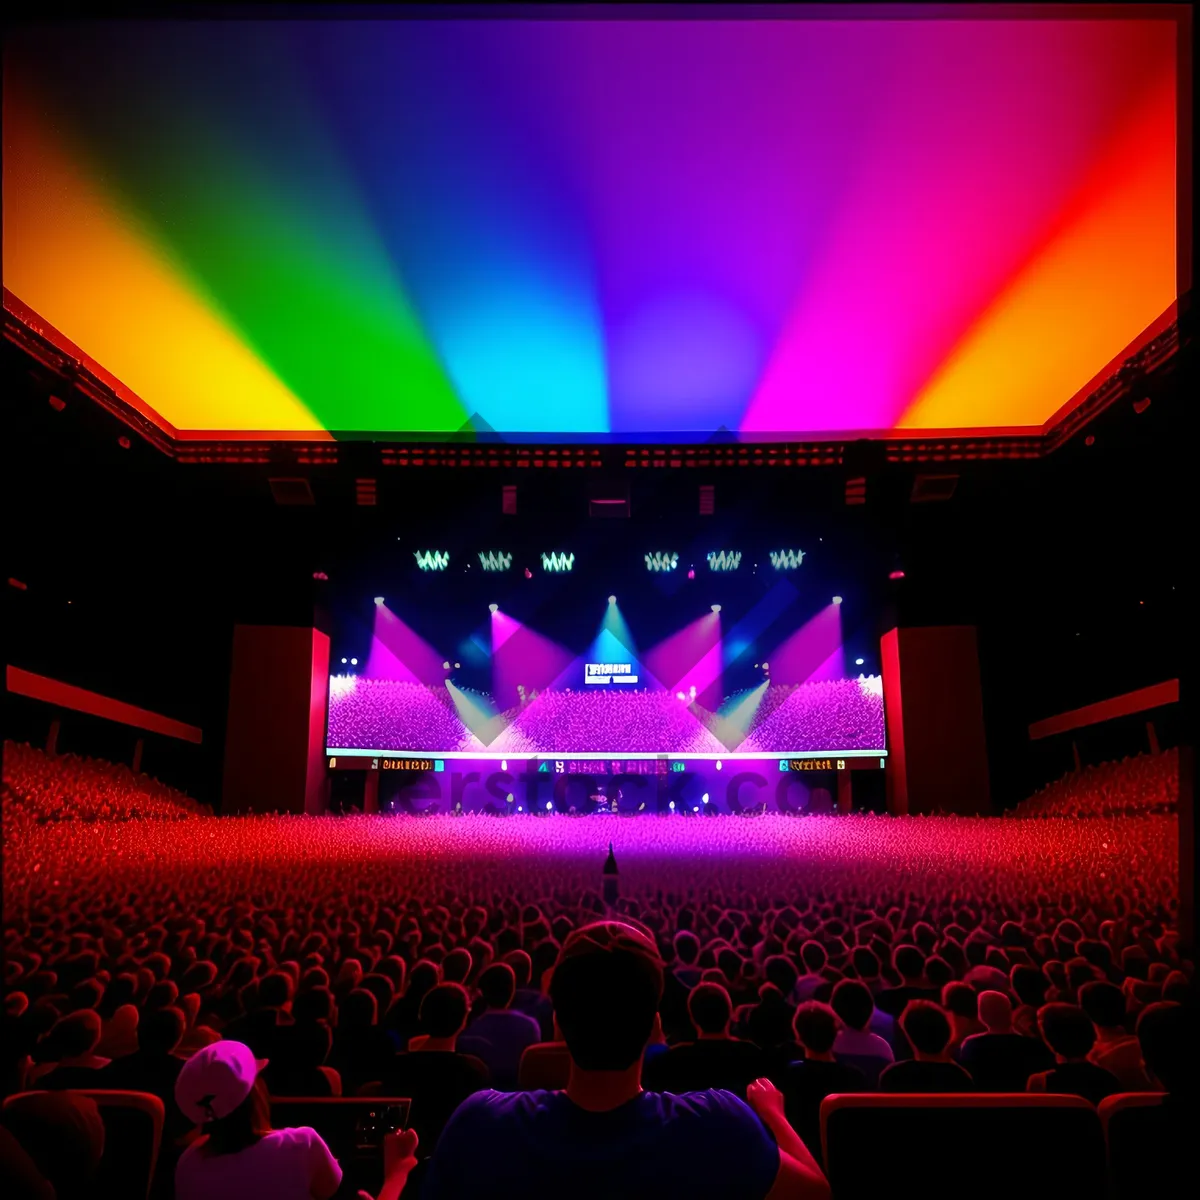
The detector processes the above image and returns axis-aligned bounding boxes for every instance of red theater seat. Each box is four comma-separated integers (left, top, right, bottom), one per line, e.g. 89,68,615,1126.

518,1041,572,1091
1100,1092,1191,1200
3,1089,164,1200
820,1093,1105,1199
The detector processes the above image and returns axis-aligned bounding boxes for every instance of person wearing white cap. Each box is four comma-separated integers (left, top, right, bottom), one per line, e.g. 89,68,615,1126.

175,1039,418,1200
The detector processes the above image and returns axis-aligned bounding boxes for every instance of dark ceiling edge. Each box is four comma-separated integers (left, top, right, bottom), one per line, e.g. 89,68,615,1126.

5,301,1187,467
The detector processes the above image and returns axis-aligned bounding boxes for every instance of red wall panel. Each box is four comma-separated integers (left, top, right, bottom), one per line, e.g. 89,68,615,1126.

222,626,330,815
881,626,991,816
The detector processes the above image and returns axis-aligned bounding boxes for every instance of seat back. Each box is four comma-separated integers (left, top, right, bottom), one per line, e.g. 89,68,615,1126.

518,1042,571,1091
0,1089,166,1200
78,1089,165,1200
1100,1092,1187,1200
821,1093,1105,1200
270,1096,411,1197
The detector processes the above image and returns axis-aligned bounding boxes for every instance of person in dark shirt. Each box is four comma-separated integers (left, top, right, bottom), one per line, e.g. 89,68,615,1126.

457,963,541,1090
380,983,490,1154
331,988,394,1094
644,982,766,1098
879,1001,973,1093
1027,1003,1121,1105
99,1004,190,1138
422,920,832,1200
958,991,1053,1092
779,1002,865,1166
33,1010,111,1090
876,947,940,1019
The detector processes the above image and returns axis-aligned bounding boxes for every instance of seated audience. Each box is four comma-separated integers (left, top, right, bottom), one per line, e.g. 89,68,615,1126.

0,1090,106,1200
1079,980,1154,1091
457,962,541,1090
422,921,831,1199
942,982,985,1051
1028,1003,1122,1105
644,981,766,1098
98,1004,190,1138
779,1002,865,1164
957,991,1053,1092
876,947,939,1018
30,1010,111,1089
174,1039,418,1200
379,983,490,1152
830,980,893,1087
879,1001,973,1093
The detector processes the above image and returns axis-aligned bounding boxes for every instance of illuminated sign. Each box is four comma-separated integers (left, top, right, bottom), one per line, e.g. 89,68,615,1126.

706,550,742,572
380,757,441,772
786,758,835,771
414,550,450,571
644,551,679,572
585,662,639,684
477,551,512,572
541,551,575,572
769,549,806,570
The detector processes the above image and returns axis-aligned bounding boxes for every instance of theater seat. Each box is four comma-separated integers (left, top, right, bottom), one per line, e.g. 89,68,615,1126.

4,1089,165,1200
821,1093,1105,1200
519,1041,572,1091
1100,1092,1190,1200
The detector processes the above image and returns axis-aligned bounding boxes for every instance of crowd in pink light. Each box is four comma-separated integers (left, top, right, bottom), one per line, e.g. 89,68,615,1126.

739,679,885,754
327,678,486,752
327,677,885,754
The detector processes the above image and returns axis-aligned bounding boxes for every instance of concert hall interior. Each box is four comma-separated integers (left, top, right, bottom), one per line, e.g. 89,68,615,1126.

2,7,1192,1200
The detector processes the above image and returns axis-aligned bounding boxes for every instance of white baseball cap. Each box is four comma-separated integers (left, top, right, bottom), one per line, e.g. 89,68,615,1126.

175,1040,267,1125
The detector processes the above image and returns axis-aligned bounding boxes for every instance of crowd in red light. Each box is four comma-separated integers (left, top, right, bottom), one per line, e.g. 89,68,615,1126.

2,741,209,828
1014,749,1179,818
0,743,1189,1199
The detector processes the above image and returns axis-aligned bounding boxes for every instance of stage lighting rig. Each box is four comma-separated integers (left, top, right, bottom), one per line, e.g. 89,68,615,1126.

489,603,499,613
769,549,806,570
478,551,512,571
541,552,575,573
707,550,742,572
414,551,450,571
645,551,679,572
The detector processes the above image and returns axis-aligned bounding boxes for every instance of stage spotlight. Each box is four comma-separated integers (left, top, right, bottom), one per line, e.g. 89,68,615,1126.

855,657,865,666
711,604,721,613
832,595,843,605
608,595,617,604
716,761,723,771
762,662,769,670
489,603,499,613
340,657,347,665
350,658,358,666
374,596,385,605
889,570,906,581
694,806,700,813
702,793,710,803
545,801,553,811
501,760,508,771
668,801,676,811
442,660,451,670
454,662,461,668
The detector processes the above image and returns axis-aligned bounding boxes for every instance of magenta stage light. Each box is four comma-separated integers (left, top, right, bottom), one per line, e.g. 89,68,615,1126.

489,603,499,613
645,610,723,711
889,570,906,581
374,596,385,605
832,595,843,605
364,602,449,684
767,603,846,685
491,610,576,711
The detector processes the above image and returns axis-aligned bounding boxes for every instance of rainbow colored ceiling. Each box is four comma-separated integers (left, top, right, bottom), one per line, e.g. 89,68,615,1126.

3,13,1179,440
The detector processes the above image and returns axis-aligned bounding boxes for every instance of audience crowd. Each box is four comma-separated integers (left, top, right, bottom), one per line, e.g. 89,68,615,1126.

1,744,1191,1198
1015,749,1179,818
328,677,886,755
3,741,207,826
